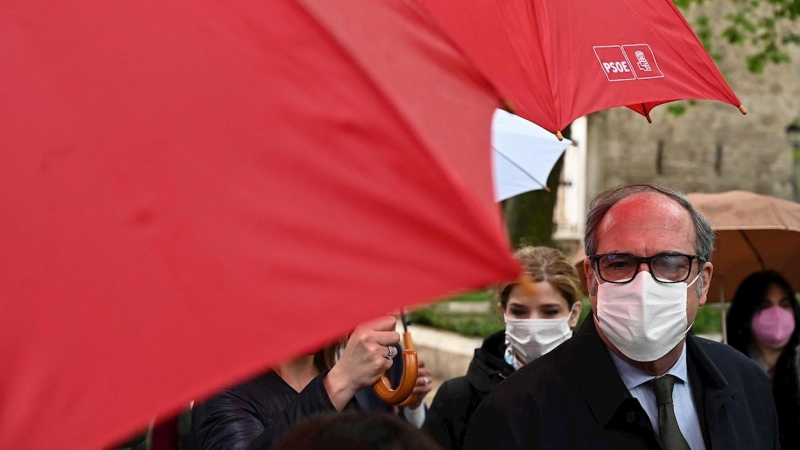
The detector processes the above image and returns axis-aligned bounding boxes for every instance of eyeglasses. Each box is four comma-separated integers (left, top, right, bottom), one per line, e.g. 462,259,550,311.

589,253,705,284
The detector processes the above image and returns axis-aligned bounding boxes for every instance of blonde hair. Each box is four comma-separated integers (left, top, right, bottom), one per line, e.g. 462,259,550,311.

498,246,581,310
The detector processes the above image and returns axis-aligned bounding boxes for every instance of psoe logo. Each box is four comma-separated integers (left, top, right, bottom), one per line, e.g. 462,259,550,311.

634,51,651,71
593,44,664,82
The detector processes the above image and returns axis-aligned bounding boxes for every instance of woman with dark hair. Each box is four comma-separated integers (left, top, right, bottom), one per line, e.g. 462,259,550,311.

423,246,582,450
727,270,800,449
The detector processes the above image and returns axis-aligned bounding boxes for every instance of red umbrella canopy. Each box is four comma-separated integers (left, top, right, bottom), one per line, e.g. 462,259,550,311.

0,0,519,448
420,0,743,134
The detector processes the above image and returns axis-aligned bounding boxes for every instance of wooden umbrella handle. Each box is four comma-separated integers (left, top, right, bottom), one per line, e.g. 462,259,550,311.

396,331,422,408
372,332,419,406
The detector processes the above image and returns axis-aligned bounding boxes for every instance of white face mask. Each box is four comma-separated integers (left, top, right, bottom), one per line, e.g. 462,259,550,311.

595,270,699,362
505,306,575,364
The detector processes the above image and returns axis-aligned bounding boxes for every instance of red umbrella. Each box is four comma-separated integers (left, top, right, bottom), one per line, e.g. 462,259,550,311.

0,0,520,448
420,0,744,136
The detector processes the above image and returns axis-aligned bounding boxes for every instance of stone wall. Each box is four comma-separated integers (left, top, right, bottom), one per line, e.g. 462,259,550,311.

585,4,800,202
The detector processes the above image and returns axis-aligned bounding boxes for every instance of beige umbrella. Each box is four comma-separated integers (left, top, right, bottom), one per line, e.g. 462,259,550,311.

688,191,800,302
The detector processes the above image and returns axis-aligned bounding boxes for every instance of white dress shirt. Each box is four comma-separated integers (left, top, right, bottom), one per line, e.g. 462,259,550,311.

608,345,706,450
402,403,426,428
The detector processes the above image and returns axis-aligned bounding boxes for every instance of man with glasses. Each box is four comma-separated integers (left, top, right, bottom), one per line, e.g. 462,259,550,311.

465,184,779,450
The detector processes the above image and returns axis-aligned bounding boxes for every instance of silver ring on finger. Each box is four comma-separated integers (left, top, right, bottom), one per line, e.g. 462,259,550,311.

386,345,395,360
423,377,431,385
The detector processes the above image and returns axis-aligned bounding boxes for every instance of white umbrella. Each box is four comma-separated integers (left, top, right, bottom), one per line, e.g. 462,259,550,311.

492,109,572,201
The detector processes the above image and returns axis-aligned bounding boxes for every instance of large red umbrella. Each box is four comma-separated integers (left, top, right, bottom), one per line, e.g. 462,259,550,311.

0,0,520,448
421,0,744,135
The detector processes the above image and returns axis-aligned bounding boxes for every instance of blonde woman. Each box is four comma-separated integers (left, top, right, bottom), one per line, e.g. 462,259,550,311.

423,247,582,450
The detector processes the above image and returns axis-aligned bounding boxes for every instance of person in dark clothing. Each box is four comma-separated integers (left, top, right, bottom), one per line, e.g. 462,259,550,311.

465,314,778,450
274,411,442,450
727,270,800,449
423,246,582,450
109,408,193,450
189,315,420,450
465,184,780,449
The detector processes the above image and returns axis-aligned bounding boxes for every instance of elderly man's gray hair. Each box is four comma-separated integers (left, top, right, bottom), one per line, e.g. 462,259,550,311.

584,184,714,296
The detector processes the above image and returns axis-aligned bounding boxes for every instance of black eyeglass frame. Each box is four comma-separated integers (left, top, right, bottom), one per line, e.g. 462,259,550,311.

588,252,706,284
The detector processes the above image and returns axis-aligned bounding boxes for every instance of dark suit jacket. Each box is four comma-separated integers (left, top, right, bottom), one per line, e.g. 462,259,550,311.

464,318,780,450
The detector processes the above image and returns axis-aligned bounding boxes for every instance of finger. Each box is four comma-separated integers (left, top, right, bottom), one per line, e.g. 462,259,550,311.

415,375,433,386
372,330,401,346
367,360,394,386
412,385,433,395
366,316,398,331
383,356,394,372
417,368,432,378
418,360,426,368
383,345,397,360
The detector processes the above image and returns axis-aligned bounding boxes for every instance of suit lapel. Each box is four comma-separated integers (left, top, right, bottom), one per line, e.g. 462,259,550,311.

686,336,739,446
686,351,711,449
573,318,634,427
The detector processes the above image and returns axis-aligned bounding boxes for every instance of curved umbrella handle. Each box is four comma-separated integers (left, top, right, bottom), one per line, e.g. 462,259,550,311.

396,331,422,408
372,332,419,405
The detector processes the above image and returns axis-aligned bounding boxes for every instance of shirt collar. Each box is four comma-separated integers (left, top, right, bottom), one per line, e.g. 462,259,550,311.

608,344,688,390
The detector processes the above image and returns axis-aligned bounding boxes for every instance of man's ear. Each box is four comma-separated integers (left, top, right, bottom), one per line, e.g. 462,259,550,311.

698,261,713,306
497,302,506,323
583,259,595,295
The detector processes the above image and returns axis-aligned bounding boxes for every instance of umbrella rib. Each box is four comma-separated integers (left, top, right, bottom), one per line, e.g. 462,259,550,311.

739,230,766,270
641,103,652,123
492,146,547,191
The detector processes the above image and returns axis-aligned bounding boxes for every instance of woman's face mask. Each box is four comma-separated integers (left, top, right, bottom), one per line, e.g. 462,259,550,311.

505,304,576,365
751,305,796,348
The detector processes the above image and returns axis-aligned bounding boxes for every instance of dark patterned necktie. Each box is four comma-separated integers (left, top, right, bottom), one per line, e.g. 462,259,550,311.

648,375,691,450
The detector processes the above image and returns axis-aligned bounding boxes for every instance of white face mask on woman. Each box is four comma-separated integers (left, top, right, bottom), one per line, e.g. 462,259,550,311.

595,270,699,362
505,305,575,365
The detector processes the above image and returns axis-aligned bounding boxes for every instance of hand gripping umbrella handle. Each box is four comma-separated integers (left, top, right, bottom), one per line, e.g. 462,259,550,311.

372,332,419,406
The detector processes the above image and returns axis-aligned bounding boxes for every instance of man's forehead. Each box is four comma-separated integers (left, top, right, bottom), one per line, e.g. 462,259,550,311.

596,192,695,253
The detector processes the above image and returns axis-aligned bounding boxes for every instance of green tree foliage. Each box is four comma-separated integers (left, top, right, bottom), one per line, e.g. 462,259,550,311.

675,0,800,73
